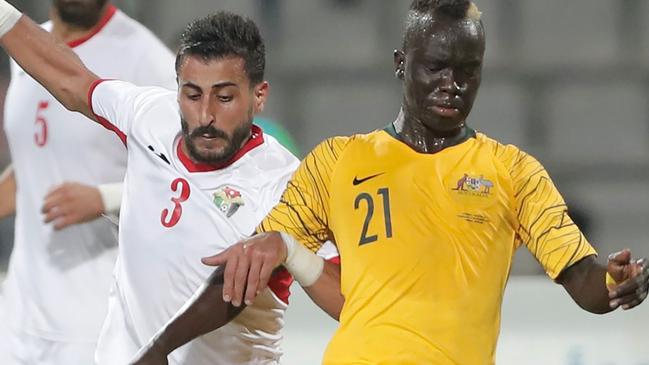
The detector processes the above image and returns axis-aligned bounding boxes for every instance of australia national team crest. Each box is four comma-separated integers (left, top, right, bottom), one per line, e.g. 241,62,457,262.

452,173,494,197
213,186,245,218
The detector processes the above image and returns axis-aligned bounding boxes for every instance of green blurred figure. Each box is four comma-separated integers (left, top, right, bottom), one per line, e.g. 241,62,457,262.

254,117,300,156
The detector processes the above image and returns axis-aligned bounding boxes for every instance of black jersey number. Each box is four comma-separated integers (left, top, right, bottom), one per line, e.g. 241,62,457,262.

354,188,393,245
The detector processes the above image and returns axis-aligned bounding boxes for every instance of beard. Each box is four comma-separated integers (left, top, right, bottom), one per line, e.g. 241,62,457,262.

54,0,109,29
181,117,253,166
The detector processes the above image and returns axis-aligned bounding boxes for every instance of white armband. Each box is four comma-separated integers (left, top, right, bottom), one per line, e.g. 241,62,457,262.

98,182,123,215
0,1,21,38
280,232,324,287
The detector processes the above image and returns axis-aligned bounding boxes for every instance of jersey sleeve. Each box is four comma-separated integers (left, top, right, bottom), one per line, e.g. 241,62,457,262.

256,137,350,253
501,145,597,279
87,79,146,145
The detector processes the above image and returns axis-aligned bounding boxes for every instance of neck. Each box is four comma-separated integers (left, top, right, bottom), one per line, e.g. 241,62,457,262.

393,108,471,154
49,3,109,43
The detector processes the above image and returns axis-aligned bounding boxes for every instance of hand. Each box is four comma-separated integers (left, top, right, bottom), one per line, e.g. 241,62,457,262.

129,342,169,365
607,249,649,310
42,182,104,230
201,232,288,307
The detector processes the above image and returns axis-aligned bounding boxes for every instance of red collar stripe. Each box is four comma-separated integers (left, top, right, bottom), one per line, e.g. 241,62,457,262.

67,5,117,48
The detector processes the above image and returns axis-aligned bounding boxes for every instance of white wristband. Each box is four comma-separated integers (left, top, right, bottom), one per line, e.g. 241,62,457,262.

280,232,324,287
98,182,123,215
0,1,21,38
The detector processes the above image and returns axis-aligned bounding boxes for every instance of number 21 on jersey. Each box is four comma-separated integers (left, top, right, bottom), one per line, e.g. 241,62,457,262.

354,187,392,245
161,178,191,228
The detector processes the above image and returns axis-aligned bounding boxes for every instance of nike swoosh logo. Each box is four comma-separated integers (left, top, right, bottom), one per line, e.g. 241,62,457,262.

353,173,384,186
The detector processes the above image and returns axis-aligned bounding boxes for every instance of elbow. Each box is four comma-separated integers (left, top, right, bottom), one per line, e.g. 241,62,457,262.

58,81,88,113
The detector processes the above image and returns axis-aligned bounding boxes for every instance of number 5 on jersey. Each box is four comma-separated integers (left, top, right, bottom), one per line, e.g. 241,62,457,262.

34,101,49,147
161,178,191,228
354,187,393,245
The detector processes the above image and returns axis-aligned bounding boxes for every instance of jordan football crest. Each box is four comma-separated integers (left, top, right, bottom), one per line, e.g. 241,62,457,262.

213,186,245,218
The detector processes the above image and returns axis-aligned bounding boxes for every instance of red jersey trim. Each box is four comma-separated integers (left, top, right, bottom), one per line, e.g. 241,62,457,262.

268,267,292,305
177,125,264,173
67,5,117,48
268,256,340,305
87,79,127,146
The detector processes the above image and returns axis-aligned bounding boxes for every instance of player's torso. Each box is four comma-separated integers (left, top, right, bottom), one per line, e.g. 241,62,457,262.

325,130,517,364
111,107,295,361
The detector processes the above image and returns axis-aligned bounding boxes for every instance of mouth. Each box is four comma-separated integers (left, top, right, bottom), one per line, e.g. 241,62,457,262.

429,105,462,118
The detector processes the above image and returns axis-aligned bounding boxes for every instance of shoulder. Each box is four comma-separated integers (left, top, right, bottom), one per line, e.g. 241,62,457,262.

474,132,534,165
104,11,172,55
253,134,300,171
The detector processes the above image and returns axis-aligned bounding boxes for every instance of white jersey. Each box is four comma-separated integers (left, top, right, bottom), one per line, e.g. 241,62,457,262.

2,6,176,343
90,80,303,365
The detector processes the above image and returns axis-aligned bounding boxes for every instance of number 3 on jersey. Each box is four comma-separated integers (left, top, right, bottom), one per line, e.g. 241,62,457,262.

161,178,191,228
354,187,393,245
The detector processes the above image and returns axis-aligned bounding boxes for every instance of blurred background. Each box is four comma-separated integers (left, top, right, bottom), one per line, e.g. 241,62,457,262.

0,1,647,364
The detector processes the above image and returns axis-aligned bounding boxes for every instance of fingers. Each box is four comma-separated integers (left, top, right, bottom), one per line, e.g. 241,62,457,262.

232,247,250,307
201,251,228,266
244,251,263,306
609,263,648,311
221,252,238,304
609,288,648,310
607,249,631,266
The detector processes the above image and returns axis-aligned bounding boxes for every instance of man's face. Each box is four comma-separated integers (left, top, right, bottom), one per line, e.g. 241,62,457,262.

53,0,108,28
177,55,268,165
397,16,485,134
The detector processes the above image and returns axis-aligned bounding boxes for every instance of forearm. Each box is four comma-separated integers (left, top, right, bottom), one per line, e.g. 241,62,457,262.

0,6,97,118
302,260,344,321
0,165,16,219
143,267,245,355
558,255,612,314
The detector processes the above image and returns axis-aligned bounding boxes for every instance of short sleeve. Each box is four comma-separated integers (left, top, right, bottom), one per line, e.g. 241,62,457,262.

256,137,350,253
87,79,146,145
502,145,597,279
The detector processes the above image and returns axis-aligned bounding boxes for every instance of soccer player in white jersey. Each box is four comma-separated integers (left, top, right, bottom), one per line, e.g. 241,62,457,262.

0,4,339,364
0,1,175,364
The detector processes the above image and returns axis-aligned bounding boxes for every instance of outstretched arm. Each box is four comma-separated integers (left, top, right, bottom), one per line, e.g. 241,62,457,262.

202,232,344,318
0,1,98,119
558,250,648,314
0,165,16,219
131,232,345,363
129,266,245,365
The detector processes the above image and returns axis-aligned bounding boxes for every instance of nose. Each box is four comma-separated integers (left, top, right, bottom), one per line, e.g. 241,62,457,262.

197,97,216,127
438,68,462,95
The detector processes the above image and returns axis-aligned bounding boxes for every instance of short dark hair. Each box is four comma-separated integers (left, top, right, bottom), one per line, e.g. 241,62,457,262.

402,0,475,50
175,11,265,85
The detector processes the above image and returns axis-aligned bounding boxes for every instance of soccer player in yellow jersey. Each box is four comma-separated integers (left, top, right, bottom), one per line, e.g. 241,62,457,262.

127,0,649,364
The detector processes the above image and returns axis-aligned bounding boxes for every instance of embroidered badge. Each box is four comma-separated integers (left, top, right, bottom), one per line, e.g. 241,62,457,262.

452,173,494,197
213,186,245,218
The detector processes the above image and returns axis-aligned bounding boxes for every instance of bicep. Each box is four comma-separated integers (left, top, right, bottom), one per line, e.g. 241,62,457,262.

3,17,99,118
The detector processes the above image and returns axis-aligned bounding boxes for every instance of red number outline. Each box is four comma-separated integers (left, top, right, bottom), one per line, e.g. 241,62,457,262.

34,101,49,147
161,178,191,228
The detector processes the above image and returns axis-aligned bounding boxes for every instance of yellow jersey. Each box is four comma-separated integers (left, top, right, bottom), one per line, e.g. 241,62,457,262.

258,126,596,365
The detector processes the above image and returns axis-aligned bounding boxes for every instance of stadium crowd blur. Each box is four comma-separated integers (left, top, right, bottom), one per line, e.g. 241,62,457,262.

1,0,648,275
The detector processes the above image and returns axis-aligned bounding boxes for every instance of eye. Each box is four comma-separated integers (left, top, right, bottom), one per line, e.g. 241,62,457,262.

186,93,201,101
427,63,444,73
217,95,234,102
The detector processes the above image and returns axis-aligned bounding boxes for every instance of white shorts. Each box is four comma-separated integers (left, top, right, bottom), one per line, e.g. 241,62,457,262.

2,326,96,365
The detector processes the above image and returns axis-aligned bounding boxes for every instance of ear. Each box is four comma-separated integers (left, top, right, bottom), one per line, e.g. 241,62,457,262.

253,81,269,113
393,49,405,80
